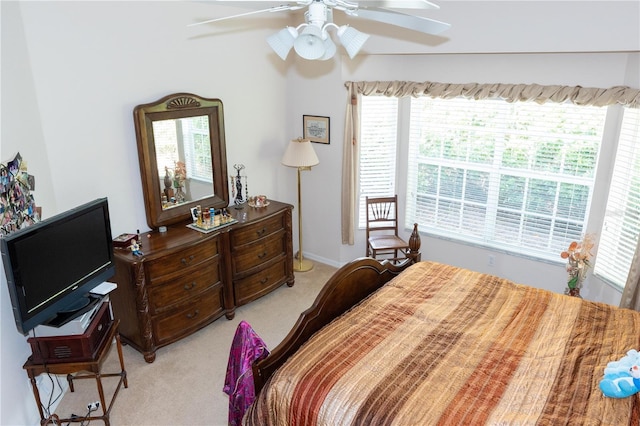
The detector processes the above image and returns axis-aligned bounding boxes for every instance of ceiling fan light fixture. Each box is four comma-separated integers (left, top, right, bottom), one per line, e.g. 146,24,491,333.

192,1,451,62
337,25,370,59
294,25,325,60
267,27,298,60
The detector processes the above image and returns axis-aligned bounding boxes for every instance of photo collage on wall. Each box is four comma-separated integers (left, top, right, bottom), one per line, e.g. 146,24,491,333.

1,153,39,236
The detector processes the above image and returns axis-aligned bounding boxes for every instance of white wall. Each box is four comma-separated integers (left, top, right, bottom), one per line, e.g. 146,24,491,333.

2,1,292,423
1,3,59,424
17,1,294,235
2,1,639,423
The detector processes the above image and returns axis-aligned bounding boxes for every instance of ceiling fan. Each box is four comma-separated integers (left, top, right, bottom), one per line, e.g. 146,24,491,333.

189,0,451,61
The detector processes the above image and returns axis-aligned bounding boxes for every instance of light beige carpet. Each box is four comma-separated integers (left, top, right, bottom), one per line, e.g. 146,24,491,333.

51,262,337,425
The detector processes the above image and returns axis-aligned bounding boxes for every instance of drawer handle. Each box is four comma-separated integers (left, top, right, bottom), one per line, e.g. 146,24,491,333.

257,251,268,259
260,276,269,285
184,282,196,291
181,255,196,266
256,227,267,237
186,309,200,319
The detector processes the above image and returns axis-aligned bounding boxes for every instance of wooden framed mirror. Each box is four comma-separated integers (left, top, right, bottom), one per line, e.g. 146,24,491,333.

133,93,229,229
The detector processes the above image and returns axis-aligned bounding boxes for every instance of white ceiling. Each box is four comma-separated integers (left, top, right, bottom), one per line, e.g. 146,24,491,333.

194,1,640,54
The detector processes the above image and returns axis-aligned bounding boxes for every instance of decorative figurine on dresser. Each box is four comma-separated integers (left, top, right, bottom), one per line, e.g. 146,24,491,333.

231,163,247,208
110,93,294,362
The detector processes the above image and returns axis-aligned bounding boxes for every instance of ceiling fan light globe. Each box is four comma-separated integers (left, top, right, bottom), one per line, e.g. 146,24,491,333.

319,36,336,60
293,25,325,60
267,27,298,60
337,26,370,59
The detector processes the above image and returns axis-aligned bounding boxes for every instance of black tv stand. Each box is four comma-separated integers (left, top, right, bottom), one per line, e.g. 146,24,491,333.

44,294,102,328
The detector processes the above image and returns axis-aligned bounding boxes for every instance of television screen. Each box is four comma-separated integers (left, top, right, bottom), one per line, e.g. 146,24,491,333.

1,198,115,335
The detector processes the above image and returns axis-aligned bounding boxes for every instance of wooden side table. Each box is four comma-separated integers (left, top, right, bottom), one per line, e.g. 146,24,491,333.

23,319,128,426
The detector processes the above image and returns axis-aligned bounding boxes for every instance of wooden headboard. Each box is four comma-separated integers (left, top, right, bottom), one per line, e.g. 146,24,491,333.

252,256,418,393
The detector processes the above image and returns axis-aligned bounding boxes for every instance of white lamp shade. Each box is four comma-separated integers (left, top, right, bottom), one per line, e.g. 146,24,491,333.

337,26,370,59
267,27,297,60
294,25,325,60
282,138,319,168
319,36,336,61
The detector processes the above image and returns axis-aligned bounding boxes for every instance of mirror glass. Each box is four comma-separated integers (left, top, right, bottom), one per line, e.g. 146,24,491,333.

152,115,213,209
134,93,229,228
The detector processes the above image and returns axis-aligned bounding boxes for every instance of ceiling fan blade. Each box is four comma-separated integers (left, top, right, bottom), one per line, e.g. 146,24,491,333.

208,0,438,10
209,0,310,8
187,4,303,27
346,7,450,35
355,1,440,10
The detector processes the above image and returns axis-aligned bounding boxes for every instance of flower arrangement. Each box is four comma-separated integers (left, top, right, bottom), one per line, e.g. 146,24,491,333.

161,161,188,205
560,234,595,293
173,161,187,188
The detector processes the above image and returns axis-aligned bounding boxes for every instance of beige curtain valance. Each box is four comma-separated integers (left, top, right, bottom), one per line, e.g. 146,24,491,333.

345,81,640,107
341,81,640,245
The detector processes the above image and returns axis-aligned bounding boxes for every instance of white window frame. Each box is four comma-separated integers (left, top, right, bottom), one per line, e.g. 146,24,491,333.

594,107,640,289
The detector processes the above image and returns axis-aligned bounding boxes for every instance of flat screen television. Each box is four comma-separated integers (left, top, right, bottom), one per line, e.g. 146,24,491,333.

1,197,115,335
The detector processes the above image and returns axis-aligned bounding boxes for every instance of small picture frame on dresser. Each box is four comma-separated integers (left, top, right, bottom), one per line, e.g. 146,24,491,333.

190,207,199,222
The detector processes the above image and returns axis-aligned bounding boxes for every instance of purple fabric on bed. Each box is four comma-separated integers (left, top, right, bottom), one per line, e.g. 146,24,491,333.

223,320,269,426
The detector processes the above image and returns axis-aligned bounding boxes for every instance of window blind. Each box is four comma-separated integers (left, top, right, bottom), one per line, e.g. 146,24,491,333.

358,96,398,227
152,119,179,178
594,107,640,288
181,116,212,182
406,97,606,260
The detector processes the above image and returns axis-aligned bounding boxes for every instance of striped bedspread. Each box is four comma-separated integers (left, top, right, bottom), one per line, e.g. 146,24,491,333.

244,261,640,425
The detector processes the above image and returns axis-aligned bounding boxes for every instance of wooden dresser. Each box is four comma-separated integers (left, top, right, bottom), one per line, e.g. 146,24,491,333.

110,200,293,362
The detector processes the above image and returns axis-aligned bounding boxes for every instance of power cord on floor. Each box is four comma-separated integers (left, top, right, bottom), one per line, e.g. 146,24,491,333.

65,401,99,426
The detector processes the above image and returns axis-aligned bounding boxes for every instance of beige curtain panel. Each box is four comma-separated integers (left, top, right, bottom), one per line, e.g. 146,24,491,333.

341,90,359,245
620,239,640,311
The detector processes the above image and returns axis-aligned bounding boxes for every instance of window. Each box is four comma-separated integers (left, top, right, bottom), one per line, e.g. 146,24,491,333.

358,96,398,226
359,95,609,261
407,97,606,260
594,107,640,288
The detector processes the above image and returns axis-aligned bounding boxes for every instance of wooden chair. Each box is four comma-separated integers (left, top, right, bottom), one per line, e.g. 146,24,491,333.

365,195,411,263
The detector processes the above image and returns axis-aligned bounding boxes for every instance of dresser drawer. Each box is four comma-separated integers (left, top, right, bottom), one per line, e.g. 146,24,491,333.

234,259,287,306
146,238,220,281
231,214,285,247
147,260,221,314
232,230,286,273
151,285,225,345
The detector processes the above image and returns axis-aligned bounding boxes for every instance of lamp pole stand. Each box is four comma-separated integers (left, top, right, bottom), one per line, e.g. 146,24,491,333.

295,166,313,272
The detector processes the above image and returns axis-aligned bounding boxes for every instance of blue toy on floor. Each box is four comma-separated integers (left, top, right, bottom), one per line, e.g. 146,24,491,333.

599,349,640,398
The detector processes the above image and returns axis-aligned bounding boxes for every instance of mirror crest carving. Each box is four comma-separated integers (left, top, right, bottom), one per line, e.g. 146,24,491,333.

166,96,201,109
134,93,229,229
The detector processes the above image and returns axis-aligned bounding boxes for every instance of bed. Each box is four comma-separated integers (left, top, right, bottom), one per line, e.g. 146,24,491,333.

245,257,640,425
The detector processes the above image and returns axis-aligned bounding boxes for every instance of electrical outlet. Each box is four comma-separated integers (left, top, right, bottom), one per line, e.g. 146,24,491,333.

488,255,495,267
87,401,100,412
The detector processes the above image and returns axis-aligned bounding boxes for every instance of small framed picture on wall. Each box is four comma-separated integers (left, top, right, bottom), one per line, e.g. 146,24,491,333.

303,115,330,144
